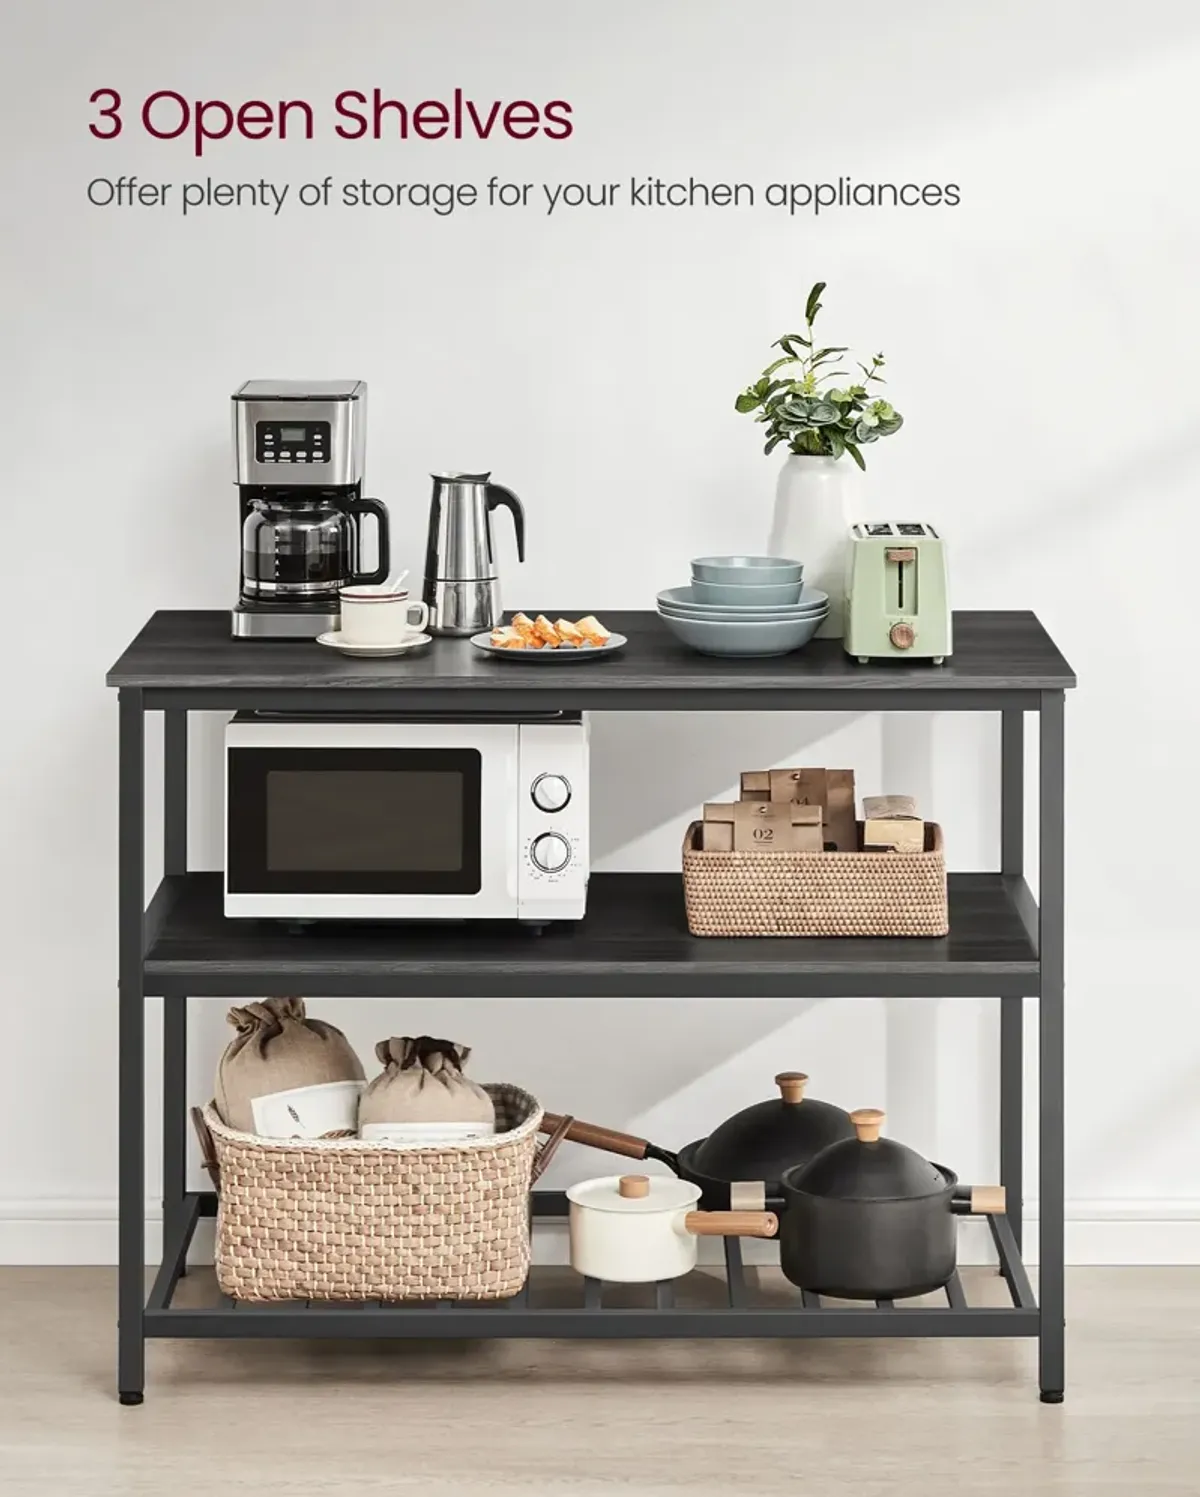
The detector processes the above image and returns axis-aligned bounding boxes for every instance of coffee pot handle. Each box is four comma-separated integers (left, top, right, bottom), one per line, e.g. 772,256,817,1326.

486,484,526,563
347,497,391,585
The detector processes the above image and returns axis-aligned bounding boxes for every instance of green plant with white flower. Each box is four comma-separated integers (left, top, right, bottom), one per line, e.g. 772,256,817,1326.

734,281,903,469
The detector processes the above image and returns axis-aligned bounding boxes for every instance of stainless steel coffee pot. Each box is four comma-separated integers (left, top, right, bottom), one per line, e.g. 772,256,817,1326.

422,472,526,635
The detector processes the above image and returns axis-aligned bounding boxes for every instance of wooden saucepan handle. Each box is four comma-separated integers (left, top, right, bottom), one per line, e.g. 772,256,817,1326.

951,1185,1007,1216
539,1113,653,1161
970,1185,1006,1215
684,1211,779,1239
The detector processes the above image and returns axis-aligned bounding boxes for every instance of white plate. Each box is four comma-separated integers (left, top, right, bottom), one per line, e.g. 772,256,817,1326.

470,631,627,663
317,631,432,658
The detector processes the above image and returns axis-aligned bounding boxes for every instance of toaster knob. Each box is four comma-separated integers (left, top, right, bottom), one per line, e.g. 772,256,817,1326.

531,773,572,813
531,832,572,874
889,622,916,650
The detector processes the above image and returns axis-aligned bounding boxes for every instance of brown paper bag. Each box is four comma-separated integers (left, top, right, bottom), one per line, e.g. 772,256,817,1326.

863,794,925,853
358,1037,496,1143
753,768,858,852
703,801,823,852
214,997,365,1137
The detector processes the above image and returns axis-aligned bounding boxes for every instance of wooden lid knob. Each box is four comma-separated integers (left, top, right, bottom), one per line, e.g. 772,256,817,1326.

850,1108,885,1143
889,622,915,650
618,1174,650,1199
775,1072,809,1104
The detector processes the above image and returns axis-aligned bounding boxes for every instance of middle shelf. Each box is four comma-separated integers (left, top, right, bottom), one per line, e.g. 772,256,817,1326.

143,871,1039,998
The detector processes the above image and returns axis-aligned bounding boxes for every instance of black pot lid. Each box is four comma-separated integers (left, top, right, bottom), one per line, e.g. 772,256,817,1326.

690,1073,855,1184
787,1110,955,1201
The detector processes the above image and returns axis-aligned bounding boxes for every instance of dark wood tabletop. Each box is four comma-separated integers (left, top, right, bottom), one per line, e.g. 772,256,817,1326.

107,610,1074,697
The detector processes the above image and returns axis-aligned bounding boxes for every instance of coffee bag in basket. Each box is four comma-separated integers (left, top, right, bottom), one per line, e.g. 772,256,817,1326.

358,1036,496,1143
214,997,365,1137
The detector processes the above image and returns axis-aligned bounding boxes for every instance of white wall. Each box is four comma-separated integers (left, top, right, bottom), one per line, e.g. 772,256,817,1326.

2,0,1199,1264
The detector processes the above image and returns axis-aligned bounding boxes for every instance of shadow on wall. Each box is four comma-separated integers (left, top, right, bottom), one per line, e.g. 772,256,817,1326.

588,711,868,864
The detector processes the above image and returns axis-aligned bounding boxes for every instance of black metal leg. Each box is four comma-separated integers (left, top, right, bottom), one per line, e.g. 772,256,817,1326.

118,690,146,1405
1000,999,1024,1253
1038,691,1066,1403
1000,710,1025,1251
162,713,188,1266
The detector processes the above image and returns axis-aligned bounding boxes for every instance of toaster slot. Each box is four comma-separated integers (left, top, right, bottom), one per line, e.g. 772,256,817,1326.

885,546,917,614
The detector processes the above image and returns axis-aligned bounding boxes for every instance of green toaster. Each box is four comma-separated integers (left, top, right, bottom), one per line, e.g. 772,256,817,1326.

844,522,951,664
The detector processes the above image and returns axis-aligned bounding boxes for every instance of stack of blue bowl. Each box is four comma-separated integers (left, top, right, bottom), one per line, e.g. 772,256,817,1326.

657,555,829,657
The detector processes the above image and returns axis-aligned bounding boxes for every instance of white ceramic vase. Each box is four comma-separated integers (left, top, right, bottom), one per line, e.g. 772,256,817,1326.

767,454,860,639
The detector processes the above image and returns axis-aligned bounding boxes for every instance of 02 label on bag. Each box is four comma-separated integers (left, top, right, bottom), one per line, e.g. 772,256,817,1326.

250,1080,365,1138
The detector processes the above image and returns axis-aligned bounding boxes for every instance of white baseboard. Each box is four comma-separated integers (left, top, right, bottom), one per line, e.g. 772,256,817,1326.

2,1198,1198,1267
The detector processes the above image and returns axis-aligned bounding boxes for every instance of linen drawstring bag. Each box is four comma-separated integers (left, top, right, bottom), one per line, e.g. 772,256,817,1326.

214,997,365,1137
358,1036,496,1143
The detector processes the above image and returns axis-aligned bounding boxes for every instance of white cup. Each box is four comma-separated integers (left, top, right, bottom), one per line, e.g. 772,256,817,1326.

339,586,430,645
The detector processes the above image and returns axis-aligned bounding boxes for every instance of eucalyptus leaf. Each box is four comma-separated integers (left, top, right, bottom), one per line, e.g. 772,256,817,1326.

844,440,866,470
808,401,840,425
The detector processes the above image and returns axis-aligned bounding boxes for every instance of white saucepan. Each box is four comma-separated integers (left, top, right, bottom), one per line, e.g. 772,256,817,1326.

566,1173,778,1283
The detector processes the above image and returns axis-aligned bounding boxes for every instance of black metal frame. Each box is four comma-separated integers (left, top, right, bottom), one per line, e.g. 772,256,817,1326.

116,681,1066,1406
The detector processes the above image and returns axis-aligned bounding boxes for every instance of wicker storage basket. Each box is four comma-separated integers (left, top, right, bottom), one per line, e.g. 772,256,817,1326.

682,821,949,937
202,1085,558,1302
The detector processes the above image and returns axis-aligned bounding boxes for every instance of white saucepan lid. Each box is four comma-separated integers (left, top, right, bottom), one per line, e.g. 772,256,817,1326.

565,1173,701,1214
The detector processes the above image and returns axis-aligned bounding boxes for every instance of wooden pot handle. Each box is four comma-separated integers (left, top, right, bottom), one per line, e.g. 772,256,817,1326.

684,1211,779,1239
191,1106,220,1193
970,1185,1006,1215
539,1113,652,1160
530,1113,575,1184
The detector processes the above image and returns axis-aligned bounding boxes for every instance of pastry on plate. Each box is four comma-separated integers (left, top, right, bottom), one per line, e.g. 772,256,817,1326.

554,618,585,647
575,615,611,647
533,615,562,647
510,613,543,648
489,626,525,649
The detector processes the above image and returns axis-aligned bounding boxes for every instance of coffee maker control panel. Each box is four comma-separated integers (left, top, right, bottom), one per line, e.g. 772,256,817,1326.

255,421,331,465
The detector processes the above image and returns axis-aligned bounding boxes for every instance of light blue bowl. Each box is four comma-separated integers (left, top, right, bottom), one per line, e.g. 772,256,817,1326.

658,607,827,657
690,576,804,607
658,583,828,617
691,554,804,587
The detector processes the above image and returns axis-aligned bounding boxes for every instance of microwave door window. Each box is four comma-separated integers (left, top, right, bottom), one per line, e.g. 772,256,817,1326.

227,748,482,895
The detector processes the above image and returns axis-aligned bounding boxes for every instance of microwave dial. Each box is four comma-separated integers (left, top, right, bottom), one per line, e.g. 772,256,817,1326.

530,831,572,874
531,773,572,813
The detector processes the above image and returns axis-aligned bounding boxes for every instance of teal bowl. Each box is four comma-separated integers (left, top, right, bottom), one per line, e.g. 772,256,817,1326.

657,608,827,657
691,555,804,587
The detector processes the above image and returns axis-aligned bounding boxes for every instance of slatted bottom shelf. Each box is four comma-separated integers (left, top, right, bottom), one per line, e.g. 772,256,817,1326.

145,1192,1038,1341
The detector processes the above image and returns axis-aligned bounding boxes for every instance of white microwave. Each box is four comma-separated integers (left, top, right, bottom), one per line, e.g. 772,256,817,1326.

224,713,589,923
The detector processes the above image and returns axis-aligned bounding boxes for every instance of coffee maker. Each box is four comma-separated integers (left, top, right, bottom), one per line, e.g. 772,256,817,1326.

231,380,390,639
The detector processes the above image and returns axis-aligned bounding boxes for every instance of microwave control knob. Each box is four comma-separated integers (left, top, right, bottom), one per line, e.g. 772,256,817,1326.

889,621,915,650
530,832,572,874
531,773,572,813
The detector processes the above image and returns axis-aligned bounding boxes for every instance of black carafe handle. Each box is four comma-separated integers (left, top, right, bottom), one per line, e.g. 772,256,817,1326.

486,484,526,563
347,496,391,585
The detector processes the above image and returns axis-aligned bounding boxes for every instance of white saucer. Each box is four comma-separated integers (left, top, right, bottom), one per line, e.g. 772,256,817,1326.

317,631,432,658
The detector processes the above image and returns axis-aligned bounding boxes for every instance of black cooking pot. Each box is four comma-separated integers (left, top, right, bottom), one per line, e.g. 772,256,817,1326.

542,1072,855,1208
777,1108,1005,1300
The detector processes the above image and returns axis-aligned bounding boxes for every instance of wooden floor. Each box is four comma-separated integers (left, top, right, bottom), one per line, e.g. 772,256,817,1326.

0,1267,1197,1494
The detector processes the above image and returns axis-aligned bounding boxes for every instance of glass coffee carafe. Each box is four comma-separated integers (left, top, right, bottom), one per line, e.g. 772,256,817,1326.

241,492,390,603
